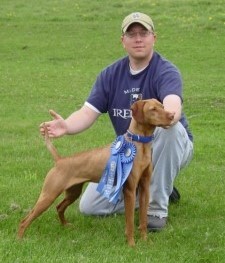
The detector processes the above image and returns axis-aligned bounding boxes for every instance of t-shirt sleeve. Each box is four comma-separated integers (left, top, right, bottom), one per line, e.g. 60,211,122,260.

156,66,183,102
86,70,109,113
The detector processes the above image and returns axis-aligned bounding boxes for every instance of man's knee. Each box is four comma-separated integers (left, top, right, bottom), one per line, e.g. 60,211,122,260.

154,122,189,148
79,198,90,215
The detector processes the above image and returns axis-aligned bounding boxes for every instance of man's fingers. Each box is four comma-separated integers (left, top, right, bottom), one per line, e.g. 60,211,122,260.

49,109,62,120
39,111,64,138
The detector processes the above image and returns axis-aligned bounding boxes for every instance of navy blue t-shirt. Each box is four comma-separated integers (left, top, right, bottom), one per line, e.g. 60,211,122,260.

86,52,193,141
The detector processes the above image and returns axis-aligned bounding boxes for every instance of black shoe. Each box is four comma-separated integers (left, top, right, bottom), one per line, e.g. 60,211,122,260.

147,215,167,232
169,186,180,203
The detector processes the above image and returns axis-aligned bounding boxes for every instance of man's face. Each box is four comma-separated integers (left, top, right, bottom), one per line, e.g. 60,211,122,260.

121,23,156,60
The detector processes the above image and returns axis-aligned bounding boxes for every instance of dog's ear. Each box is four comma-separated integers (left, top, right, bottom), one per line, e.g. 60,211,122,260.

131,100,145,123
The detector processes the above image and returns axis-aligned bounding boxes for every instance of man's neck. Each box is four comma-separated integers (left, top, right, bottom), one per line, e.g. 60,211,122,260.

129,51,154,71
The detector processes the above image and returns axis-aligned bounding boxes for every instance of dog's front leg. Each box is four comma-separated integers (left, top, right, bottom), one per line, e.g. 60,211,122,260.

138,167,151,241
123,177,136,247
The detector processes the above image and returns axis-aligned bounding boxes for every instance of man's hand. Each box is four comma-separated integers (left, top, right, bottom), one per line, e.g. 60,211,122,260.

39,110,68,138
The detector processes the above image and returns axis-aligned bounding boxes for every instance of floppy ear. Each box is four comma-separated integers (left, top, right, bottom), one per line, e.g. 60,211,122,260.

130,100,145,123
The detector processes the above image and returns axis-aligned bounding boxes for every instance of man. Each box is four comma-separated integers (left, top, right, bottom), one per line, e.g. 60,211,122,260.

40,12,193,231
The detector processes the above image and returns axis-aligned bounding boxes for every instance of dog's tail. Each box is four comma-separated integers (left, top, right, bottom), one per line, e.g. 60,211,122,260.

44,125,60,162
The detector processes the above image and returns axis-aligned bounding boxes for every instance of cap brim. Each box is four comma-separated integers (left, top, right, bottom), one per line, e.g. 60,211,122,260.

122,21,152,33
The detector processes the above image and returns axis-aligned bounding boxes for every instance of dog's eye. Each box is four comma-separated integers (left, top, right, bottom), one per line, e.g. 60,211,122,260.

149,106,156,111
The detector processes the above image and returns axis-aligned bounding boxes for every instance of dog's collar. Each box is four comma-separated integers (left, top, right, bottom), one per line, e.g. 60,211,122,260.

126,130,154,143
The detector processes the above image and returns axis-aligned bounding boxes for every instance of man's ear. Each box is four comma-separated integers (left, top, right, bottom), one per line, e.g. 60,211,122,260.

130,100,145,123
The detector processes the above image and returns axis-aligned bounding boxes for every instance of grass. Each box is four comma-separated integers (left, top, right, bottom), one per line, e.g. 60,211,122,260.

0,0,225,262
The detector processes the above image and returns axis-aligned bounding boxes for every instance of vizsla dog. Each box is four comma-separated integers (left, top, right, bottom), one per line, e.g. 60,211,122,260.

18,99,174,246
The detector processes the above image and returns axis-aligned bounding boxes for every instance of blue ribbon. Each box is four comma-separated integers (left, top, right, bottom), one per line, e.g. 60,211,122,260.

97,136,136,204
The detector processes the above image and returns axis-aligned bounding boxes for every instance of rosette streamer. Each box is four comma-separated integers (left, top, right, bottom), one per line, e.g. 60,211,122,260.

97,136,136,204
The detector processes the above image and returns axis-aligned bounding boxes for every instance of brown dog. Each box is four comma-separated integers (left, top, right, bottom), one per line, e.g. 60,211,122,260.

18,99,174,246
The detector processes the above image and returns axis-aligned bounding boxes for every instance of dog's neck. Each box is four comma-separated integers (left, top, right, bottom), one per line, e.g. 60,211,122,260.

126,130,154,143
126,118,155,143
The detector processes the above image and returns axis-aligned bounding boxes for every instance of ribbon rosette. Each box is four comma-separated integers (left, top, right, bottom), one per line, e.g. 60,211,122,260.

97,136,136,204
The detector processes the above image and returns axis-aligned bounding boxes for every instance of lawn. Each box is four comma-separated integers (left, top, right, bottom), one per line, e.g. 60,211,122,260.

0,0,225,262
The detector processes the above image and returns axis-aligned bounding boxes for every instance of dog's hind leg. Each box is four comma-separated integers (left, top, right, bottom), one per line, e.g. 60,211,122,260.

18,169,66,239
18,192,61,239
56,184,84,225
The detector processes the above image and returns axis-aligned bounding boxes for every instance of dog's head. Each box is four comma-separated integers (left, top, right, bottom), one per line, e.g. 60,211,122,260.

130,99,175,127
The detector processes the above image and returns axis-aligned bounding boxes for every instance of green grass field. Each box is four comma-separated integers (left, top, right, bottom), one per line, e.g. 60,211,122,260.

0,0,225,262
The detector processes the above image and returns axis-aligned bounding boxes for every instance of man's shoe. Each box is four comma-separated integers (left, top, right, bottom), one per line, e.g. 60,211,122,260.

169,186,180,203
147,215,167,232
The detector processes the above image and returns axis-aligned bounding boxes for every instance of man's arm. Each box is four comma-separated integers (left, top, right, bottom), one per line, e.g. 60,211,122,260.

40,105,100,138
163,94,182,126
